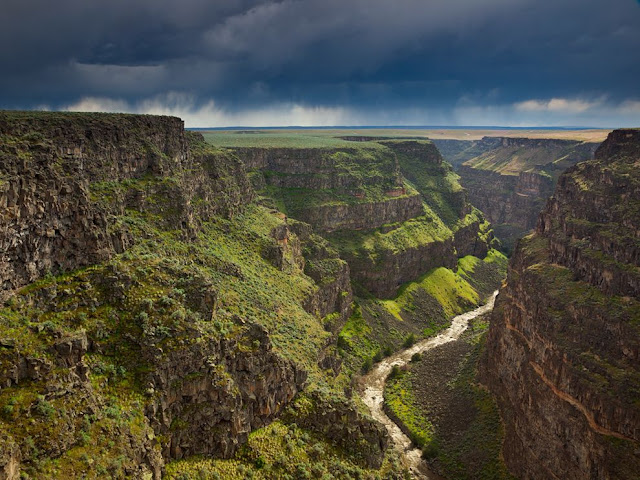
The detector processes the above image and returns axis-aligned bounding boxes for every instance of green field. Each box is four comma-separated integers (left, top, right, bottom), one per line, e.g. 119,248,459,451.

198,128,611,149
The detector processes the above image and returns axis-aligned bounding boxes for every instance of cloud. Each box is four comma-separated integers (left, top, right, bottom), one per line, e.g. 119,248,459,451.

2,0,639,126
62,91,640,128
514,98,603,113
617,100,640,114
63,92,358,127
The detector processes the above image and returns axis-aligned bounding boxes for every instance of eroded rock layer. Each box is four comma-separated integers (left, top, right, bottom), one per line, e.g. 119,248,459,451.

435,136,599,252
0,112,370,479
243,140,495,297
481,129,640,480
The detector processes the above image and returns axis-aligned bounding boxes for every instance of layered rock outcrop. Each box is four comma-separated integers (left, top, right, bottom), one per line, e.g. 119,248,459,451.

0,112,363,479
0,112,253,299
435,136,599,252
244,139,495,297
481,129,640,480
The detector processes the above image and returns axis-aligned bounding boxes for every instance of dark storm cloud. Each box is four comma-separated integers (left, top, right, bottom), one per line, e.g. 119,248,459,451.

1,0,639,125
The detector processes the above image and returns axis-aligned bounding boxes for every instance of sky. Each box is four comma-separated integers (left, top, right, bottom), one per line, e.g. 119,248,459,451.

2,0,640,127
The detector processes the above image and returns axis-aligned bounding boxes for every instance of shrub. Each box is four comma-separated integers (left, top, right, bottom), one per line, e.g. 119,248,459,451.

361,357,373,374
388,365,401,381
422,442,439,459
34,397,55,418
411,352,422,363
403,333,416,348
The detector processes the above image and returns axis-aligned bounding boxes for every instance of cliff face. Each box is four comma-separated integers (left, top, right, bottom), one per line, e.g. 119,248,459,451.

449,137,599,252
0,113,254,298
243,140,495,298
297,194,424,232
0,112,371,479
481,129,640,480
457,167,553,231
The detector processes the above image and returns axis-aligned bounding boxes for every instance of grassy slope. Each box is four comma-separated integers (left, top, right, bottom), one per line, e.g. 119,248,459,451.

462,141,591,177
384,318,515,480
166,421,405,480
338,251,507,374
0,132,406,478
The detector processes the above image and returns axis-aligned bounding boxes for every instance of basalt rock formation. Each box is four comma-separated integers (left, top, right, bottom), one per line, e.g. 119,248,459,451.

0,112,382,479
481,129,640,480
0,112,253,299
243,140,496,298
435,136,599,252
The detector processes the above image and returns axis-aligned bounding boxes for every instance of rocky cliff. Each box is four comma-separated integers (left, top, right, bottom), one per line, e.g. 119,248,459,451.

481,129,640,480
435,136,599,252
0,112,389,479
239,139,495,298
0,112,254,299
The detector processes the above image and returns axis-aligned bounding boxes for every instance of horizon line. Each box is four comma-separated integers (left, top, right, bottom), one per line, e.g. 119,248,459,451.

189,125,610,131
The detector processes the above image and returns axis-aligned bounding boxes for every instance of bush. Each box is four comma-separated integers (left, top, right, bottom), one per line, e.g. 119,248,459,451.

361,357,373,374
422,441,439,459
403,333,416,348
373,350,383,363
411,352,422,363
383,346,393,357
388,365,401,381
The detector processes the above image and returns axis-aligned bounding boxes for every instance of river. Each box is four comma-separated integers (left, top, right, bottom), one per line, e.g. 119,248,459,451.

359,291,499,479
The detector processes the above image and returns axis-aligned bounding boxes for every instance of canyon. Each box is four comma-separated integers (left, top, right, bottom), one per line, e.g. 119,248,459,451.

0,112,637,480
0,113,504,479
434,136,599,252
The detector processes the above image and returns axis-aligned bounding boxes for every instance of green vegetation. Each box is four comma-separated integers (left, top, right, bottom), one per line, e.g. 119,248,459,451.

252,145,415,221
337,251,507,373
201,130,388,149
165,421,407,479
327,212,450,261
384,320,515,479
462,139,593,177
389,141,466,226
0,115,513,479
0,128,365,477
384,368,433,449
0,198,345,476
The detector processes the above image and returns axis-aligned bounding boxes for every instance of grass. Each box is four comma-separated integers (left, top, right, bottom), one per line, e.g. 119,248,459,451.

165,420,407,479
0,200,338,476
198,128,610,146
462,140,594,177
383,321,515,480
201,130,387,149
384,369,434,449
337,251,507,373
326,212,451,262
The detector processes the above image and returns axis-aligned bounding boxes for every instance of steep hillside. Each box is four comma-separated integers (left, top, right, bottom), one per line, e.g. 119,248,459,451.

481,129,640,480
237,140,498,298
434,137,599,252
0,112,403,479
214,137,507,389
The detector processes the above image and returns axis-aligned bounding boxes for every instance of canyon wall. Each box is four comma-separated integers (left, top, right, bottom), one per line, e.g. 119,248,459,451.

0,112,371,479
0,112,254,298
481,129,640,480
243,140,495,297
435,136,599,252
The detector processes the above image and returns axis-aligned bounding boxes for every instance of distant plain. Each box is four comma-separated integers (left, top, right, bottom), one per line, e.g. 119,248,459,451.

199,128,612,148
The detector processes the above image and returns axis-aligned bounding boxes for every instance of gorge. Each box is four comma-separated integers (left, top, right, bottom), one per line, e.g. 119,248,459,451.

0,112,637,480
